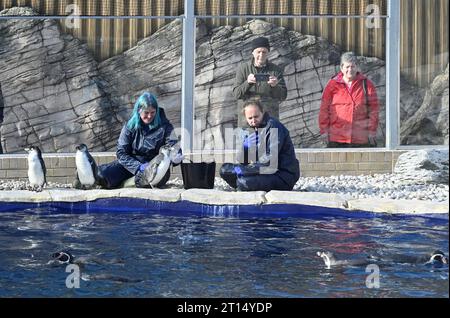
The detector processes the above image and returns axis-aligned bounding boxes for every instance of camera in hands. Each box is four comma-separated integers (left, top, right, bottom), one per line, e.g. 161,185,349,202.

255,73,270,82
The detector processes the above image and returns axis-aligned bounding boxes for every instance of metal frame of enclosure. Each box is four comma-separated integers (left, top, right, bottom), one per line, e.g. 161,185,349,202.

180,0,400,153
0,0,446,153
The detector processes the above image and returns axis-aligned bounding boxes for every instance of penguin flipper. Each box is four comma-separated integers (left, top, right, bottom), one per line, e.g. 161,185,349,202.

144,163,159,185
86,152,99,181
73,175,83,189
40,158,47,186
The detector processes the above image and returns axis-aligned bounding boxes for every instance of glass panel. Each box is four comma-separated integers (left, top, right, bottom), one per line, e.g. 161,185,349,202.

194,16,387,151
0,16,182,153
399,0,449,146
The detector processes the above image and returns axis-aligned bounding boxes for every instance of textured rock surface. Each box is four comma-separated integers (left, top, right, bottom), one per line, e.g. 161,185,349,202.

1,7,447,154
400,65,449,145
394,149,449,184
0,7,122,153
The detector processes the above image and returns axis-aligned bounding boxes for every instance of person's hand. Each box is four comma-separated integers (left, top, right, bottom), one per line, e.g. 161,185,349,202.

233,166,243,177
139,162,149,172
368,135,377,147
319,134,328,145
243,133,258,149
170,150,184,164
268,75,278,87
247,74,256,84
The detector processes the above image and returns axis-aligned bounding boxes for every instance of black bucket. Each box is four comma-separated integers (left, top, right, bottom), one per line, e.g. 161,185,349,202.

180,162,216,189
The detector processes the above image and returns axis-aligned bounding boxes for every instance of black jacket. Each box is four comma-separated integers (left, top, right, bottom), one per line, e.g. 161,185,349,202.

238,112,300,188
117,108,177,174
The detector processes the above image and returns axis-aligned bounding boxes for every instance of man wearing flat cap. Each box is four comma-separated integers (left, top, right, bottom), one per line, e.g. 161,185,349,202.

232,36,287,126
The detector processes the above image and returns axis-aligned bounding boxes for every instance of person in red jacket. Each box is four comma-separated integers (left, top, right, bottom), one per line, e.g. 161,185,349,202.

319,52,380,147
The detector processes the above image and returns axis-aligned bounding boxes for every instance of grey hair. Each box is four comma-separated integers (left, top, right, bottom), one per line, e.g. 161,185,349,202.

340,52,358,67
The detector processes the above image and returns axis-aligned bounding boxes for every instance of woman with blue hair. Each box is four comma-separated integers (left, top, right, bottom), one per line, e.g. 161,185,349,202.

97,92,181,189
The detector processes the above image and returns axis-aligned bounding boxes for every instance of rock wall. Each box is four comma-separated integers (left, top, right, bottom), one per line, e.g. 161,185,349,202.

394,149,449,184
0,7,121,153
0,6,446,154
400,65,449,145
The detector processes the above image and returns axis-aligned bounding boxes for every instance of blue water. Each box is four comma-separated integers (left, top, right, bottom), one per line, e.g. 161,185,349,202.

0,207,448,297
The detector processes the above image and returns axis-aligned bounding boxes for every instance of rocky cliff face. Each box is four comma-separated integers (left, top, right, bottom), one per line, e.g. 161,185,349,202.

0,7,446,154
400,65,449,146
0,7,123,153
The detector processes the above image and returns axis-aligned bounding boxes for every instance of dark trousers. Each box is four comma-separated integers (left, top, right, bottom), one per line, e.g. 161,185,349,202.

98,160,134,189
98,160,170,189
220,163,291,192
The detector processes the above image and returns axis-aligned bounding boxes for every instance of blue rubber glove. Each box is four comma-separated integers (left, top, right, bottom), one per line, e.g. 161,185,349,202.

233,166,243,177
170,149,184,164
243,133,258,149
139,162,149,172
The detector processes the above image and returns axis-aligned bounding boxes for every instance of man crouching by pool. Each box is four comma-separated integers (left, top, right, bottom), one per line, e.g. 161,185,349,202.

220,100,300,191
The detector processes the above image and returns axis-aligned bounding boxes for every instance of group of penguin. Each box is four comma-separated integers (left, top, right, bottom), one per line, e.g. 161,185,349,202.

25,144,99,192
25,143,174,191
316,250,448,269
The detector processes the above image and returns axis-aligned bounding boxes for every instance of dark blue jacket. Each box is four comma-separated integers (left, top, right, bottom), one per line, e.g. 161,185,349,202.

238,112,300,188
117,108,177,174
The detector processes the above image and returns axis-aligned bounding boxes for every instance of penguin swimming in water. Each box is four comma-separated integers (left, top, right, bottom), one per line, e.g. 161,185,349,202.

50,250,141,283
316,250,449,269
25,146,46,192
427,250,449,265
387,250,449,266
74,144,98,190
316,251,372,269
51,250,75,264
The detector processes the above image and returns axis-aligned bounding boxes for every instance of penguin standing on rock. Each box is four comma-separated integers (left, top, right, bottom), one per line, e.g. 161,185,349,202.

25,146,46,192
74,144,99,190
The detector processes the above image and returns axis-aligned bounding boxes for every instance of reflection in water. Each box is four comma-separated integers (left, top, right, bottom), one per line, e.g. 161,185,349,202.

0,210,447,297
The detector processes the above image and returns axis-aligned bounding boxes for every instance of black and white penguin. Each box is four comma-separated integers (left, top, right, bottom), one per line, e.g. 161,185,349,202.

51,250,74,264
317,250,449,269
143,144,182,188
50,250,140,283
74,144,98,190
316,251,372,269
427,250,449,265
399,250,449,266
25,146,46,192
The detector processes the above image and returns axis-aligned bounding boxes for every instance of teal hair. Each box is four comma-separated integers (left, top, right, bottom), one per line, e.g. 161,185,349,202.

126,92,161,131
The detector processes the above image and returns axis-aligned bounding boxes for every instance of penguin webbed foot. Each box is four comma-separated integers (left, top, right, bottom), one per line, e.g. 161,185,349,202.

28,184,43,192
72,179,83,189
73,178,98,190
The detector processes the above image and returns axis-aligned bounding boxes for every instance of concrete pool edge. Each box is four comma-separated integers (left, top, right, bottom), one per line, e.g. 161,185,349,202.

0,188,448,218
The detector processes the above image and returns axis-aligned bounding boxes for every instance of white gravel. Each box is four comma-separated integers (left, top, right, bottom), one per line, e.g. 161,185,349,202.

169,173,449,203
1,173,448,203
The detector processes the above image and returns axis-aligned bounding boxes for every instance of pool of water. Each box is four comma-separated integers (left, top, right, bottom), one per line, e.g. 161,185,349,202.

0,208,448,297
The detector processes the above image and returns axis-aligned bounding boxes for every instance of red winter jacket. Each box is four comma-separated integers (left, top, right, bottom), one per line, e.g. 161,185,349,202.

319,72,379,144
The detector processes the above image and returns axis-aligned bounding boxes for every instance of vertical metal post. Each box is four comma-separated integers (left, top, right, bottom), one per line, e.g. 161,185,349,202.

385,0,400,149
181,0,195,155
